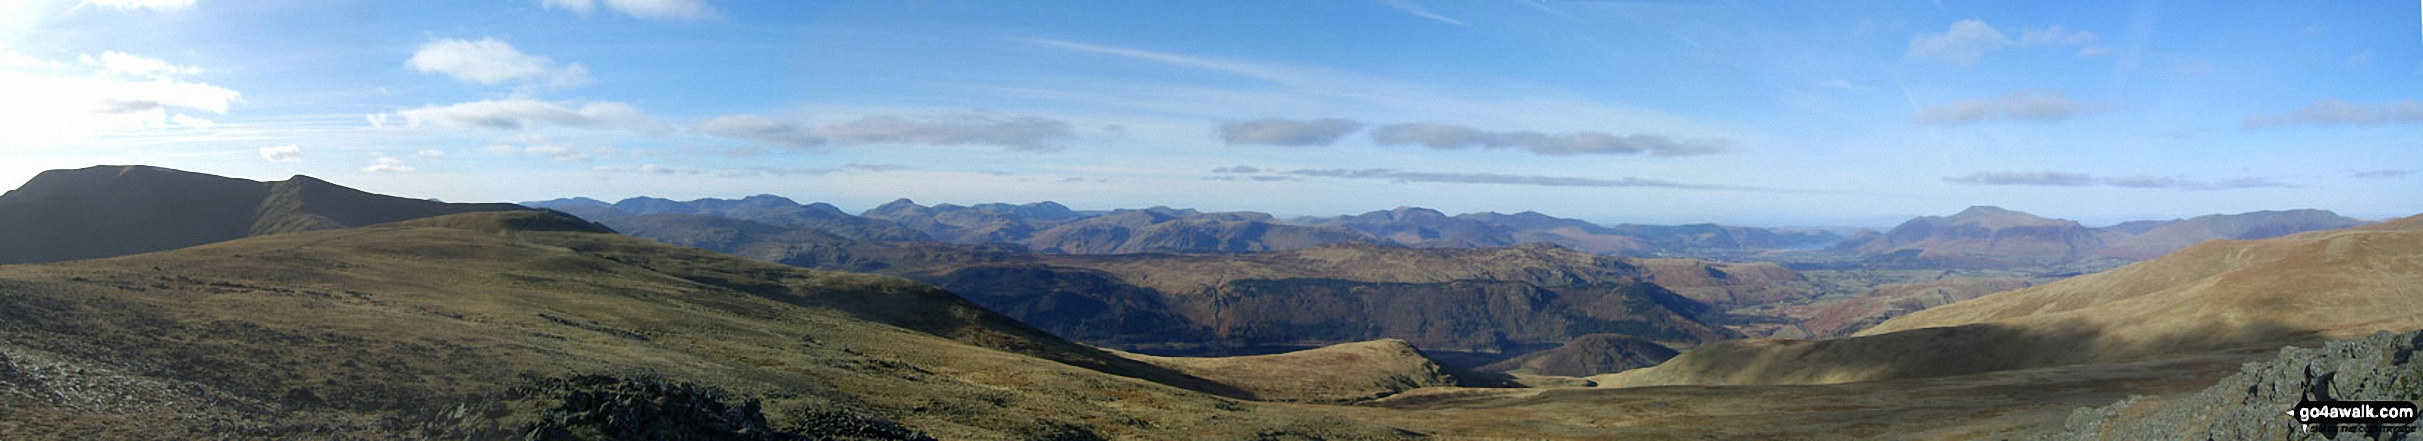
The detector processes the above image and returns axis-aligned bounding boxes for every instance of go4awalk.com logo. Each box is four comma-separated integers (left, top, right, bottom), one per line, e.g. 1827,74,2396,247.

2286,399,2420,435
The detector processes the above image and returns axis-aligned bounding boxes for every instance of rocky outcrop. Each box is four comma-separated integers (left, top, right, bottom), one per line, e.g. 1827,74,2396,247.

2045,330,2423,440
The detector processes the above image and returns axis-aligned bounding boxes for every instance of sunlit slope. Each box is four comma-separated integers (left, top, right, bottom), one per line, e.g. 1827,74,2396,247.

1864,212,2423,338
1111,339,1465,403
1599,214,2423,387
0,211,1410,439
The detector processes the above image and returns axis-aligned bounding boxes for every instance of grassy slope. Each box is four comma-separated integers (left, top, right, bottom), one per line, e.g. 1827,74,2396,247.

0,211,1411,439
1596,214,2423,388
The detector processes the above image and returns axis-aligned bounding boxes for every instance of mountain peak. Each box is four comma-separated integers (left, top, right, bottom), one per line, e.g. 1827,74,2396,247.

1952,205,2016,217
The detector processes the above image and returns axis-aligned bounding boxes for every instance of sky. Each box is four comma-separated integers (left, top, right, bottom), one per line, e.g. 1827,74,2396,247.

2,0,2419,227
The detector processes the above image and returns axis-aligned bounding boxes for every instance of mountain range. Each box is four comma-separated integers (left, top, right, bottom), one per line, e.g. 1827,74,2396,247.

528,196,1853,257
1834,205,2368,268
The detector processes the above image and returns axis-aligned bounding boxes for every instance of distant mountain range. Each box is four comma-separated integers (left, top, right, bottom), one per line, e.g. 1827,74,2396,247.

1832,205,2367,268
528,196,1850,257
0,165,524,265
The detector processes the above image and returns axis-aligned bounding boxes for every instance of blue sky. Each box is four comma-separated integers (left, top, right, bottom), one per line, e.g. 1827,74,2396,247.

2,0,2418,226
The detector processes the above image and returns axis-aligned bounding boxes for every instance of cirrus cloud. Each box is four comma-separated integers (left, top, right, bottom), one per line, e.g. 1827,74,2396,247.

1368,123,1727,156
391,99,668,134
1288,168,1736,190
814,112,1075,150
1915,89,2092,126
694,114,823,147
540,0,718,20
2241,99,2423,128
1947,171,2293,190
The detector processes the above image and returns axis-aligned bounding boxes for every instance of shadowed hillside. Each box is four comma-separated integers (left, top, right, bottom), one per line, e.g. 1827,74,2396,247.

0,165,524,265
1477,333,1679,377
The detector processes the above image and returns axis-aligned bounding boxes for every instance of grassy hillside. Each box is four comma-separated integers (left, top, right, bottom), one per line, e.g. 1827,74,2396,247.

0,211,1418,439
1597,213,2423,388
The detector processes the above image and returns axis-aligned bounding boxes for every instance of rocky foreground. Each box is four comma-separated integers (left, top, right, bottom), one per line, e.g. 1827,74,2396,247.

2048,330,2423,440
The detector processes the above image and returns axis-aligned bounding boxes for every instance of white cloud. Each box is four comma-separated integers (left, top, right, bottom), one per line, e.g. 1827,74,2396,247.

363,156,414,173
2018,25,2106,56
695,114,823,147
1910,20,2105,65
1908,20,2011,66
1289,168,1738,190
91,51,199,78
1914,89,2091,126
0,48,241,147
2242,99,2423,128
593,163,912,178
406,38,592,87
391,99,667,134
484,136,593,162
1368,123,1728,156
814,113,1074,150
259,145,302,162
1220,118,1364,146
169,113,213,128
1947,171,2293,190
78,0,195,11
540,0,717,20
415,149,447,158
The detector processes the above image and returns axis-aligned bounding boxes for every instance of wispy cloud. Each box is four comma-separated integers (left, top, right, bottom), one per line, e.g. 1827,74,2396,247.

1909,20,2106,65
695,112,1075,150
1287,168,1737,190
1220,117,1364,146
1211,165,1262,174
391,99,668,134
0,48,240,147
2351,169,2412,178
76,0,195,12
363,155,415,173
2018,25,2107,56
1368,123,1727,156
1947,171,2294,190
695,114,824,148
539,0,717,20
814,112,1075,150
1914,89,2092,126
1944,170,2096,186
1908,20,2012,65
1375,0,1469,26
594,163,910,178
1019,38,1739,139
2242,99,2423,128
258,145,302,163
